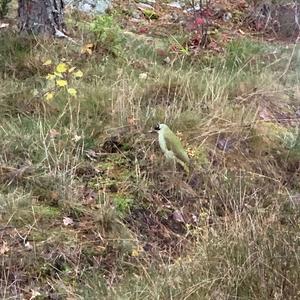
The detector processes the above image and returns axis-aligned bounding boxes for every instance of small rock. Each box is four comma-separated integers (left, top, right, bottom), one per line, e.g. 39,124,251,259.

167,2,183,9
109,183,118,193
223,12,232,22
131,18,142,23
63,217,74,226
216,137,234,152
0,23,9,29
163,56,171,64
136,3,155,10
184,4,201,13
139,0,156,5
172,210,185,223
65,0,112,14
131,10,142,19
192,214,198,223
139,73,148,80
143,243,152,251
24,241,33,251
170,12,180,22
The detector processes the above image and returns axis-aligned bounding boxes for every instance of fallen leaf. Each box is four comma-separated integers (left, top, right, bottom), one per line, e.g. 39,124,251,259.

195,17,205,25
81,43,94,55
192,214,198,223
139,73,148,80
139,27,149,34
63,217,74,226
72,134,81,142
0,23,9,29
25,241,33,251
259,107,273,121
43,59,52,66
149,153,156,161
128,116,137,125
68,66,76,73
0,241,9,255
131,248,140,257
49,129,60,138
32,89,39,97
85,149,98,161
29,289,41,300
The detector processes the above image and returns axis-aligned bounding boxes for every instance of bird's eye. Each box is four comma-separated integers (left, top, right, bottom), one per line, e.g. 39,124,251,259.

154,124,160,130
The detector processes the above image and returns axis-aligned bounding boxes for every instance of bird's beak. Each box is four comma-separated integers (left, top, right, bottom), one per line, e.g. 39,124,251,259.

148,129,156,134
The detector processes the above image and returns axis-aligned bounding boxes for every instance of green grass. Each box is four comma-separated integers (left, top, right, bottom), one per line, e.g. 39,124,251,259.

0,7,300,299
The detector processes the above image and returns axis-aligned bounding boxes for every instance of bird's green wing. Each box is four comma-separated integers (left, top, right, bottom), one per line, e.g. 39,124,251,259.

164,129,190,165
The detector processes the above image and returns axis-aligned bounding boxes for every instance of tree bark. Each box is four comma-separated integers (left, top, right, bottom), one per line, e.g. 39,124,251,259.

18,0,65,35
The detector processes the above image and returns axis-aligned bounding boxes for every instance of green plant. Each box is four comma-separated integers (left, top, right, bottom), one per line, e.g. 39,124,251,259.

0,0,11,18
225,38,266,70
42,60,83,101
90,15,125,56
113,196,134,217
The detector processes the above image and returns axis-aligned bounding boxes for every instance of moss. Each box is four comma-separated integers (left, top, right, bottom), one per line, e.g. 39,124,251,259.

33,205,61,219
143,9,159,20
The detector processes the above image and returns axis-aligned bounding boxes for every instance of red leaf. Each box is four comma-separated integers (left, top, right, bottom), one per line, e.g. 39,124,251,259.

195,17,205,25
139,27,148,34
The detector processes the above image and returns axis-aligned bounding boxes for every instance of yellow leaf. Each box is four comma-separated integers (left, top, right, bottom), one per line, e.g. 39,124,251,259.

46,73,56,80
67,88,77,97
73,70,83,78
45,92,54,101
56,63,68,73
131,249,140,257
43,59,52,66
81,43,93,55
68,66,76,73
56,80,68,87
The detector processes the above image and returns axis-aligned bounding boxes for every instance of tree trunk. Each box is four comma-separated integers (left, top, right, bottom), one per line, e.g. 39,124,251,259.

18,0,65,35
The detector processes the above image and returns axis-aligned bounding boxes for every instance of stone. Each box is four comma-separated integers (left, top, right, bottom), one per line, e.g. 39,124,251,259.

167,2,183,9
136,2,155,10
64,0,112,14
139,0,156,5
131,10,142,19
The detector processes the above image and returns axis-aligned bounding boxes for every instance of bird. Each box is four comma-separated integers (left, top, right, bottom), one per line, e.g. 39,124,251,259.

153,123,190,172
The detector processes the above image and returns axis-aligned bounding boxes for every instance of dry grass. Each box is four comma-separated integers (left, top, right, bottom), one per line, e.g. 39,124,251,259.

0,11,300,299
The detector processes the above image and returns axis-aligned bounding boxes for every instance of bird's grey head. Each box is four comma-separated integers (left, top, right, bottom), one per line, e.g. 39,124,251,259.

154,123,167,132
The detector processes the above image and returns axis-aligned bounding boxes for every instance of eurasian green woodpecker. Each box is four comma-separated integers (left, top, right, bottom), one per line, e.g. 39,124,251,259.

153,123,190,171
